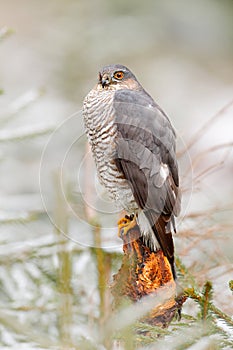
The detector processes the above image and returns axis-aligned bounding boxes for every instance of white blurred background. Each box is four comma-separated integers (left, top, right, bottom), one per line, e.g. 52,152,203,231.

0,0,232,348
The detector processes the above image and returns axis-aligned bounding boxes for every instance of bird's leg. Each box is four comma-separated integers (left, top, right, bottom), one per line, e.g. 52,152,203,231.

117,213,136,238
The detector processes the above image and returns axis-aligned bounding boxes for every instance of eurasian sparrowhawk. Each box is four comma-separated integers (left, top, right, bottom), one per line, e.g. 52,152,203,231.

83,64,181,278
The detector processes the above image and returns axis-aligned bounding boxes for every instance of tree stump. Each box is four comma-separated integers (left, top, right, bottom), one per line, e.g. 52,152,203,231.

111,215,186,327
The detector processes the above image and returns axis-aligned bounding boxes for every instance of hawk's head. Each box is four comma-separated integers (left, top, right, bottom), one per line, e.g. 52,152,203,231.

97,64,142,91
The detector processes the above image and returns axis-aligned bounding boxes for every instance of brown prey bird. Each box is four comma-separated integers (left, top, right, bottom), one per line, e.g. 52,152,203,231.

83,64,181,278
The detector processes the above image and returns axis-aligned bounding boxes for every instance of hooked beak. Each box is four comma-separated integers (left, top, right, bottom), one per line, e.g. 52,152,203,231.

99,72,111,88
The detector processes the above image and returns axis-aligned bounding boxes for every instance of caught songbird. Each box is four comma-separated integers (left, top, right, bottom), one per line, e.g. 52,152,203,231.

83,64,181,278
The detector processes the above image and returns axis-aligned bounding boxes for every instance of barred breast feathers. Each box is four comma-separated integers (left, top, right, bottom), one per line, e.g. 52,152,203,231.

83,88,137,210
83,89,116,146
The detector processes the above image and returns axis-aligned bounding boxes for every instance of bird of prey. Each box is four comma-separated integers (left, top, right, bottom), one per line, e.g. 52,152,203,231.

83,64,181,278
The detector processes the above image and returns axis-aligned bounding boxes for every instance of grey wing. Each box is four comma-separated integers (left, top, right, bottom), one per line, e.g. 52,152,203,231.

113,89,180,216
113,89,181,267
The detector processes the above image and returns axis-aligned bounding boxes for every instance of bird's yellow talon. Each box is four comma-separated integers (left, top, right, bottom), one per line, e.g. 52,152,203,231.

117,214,136,238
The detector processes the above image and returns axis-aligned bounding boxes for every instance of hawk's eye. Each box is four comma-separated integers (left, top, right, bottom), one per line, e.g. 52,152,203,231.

113,71,124,80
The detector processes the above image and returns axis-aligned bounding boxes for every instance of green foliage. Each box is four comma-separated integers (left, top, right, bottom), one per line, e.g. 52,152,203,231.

229,280,233,293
